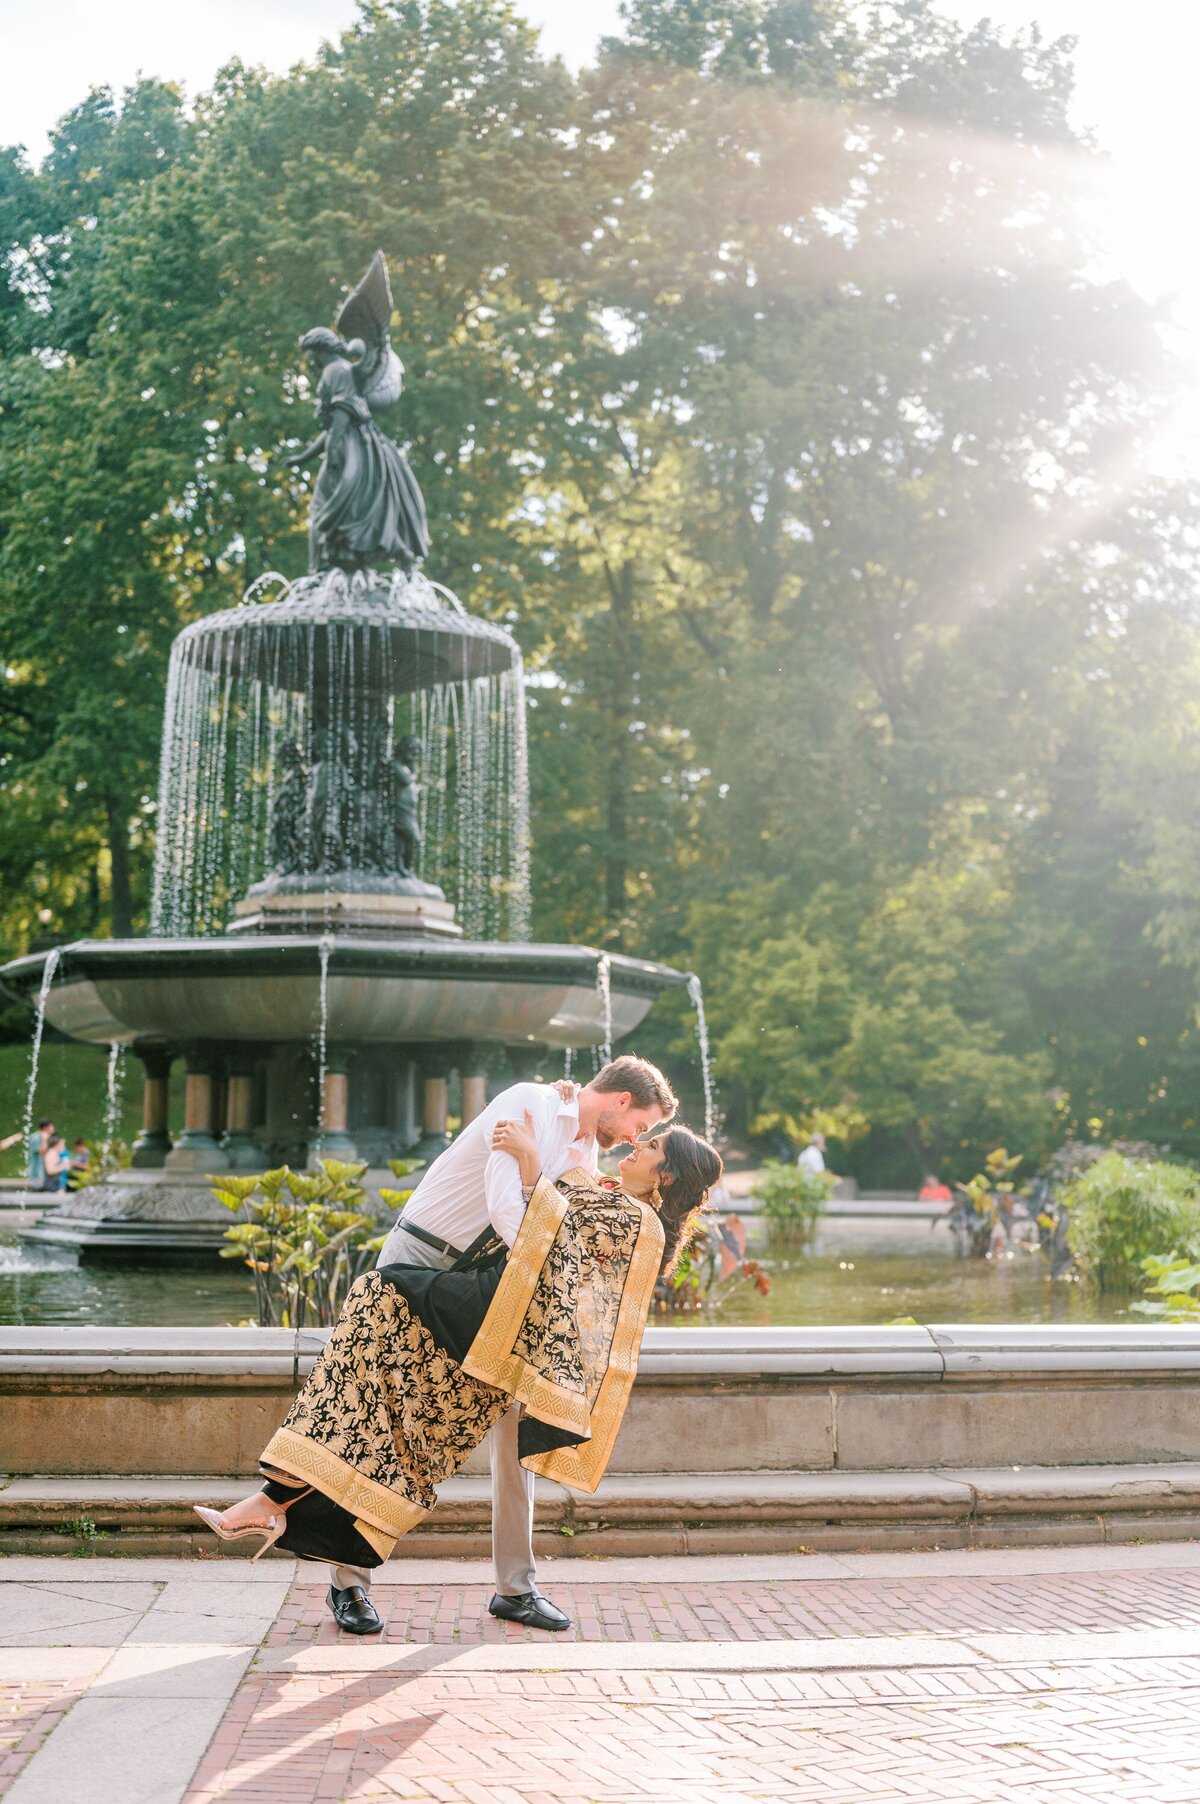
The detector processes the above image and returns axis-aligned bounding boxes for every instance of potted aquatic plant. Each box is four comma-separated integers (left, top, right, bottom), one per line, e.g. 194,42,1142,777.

655,1211,770,1313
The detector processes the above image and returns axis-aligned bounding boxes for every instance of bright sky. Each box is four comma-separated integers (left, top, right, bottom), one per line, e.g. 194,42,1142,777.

1,0,1197,469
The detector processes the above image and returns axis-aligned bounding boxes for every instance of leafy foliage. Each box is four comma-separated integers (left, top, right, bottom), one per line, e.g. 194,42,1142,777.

3,2,1200,1185
1061,1153,1200,1292
1134,1253,1200,1323
60,1515,107,1557
213,1158,386,1328
754,1159,835,1245
656,1211,771,1312
947,1147,1023,1259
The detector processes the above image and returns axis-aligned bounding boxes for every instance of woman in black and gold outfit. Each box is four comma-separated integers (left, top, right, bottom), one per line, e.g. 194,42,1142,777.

195,1117,721,1572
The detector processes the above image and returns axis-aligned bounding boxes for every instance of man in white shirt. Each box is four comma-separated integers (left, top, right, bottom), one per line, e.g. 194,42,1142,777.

798,1132,826,1175
326,1053,678,1637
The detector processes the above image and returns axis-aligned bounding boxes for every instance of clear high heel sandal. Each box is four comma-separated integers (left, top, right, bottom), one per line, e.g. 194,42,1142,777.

193,1489,312,1561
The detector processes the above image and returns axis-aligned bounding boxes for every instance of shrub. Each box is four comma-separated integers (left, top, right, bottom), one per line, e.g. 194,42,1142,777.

1063,1152,1200,1291
754,1160,835,1246
212,1158,388,1328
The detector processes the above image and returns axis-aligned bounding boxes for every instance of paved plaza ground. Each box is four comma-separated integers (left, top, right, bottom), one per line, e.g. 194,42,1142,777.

3,1544,1200,1803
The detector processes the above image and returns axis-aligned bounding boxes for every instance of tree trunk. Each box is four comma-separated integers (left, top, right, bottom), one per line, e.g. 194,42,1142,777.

104,793,133,937
603,562,635,928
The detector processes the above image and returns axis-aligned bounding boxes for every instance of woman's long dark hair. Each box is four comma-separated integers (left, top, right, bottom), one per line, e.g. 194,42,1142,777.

656,1125,723,1277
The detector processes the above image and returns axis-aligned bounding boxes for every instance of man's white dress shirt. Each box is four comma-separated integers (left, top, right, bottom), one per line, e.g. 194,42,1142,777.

393,1082,596,1253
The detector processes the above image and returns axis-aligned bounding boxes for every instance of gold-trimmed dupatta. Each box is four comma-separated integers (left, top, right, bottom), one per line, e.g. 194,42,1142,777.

462,1167,664,1493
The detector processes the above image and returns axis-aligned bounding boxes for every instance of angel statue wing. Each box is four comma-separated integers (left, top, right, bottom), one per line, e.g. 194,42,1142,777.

336,250,405,413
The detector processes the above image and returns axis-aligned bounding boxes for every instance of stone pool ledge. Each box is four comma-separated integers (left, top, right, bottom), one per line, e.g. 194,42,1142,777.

4,1324,1200,1554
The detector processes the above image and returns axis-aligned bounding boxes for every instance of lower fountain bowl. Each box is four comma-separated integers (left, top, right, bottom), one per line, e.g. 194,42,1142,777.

0,935,685,1050
0,934,689,1265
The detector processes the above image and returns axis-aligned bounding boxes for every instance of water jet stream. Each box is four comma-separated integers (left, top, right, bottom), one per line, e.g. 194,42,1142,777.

100,1042,125,1170
596,954,613,1067
22,947,61,1166
687,972,718,1146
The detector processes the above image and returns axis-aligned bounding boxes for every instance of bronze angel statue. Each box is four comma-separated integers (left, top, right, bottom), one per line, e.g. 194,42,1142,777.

285,252,431,575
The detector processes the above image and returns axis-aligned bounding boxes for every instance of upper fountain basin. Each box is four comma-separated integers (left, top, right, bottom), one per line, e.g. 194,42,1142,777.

0,938,687,1050
181,569,520,694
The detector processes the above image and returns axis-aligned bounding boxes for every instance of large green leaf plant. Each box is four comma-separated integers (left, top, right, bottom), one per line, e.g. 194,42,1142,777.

212,1158,407,1328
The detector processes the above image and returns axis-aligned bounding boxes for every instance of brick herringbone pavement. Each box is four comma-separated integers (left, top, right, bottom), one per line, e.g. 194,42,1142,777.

262,1565,1200,1646
187,1663,1200,1804
183,1567,1200,1803
0,1680,87,1798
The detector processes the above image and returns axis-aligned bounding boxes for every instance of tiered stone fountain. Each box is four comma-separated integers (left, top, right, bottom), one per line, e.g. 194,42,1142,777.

0,254,688,1262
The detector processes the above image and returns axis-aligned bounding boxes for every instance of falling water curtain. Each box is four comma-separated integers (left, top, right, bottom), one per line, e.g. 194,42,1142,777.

259,1168,664,1566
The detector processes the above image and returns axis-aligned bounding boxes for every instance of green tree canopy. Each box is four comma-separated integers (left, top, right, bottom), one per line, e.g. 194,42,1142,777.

2,0,1199,1181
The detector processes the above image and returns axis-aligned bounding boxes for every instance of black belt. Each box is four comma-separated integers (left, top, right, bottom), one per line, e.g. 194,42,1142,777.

398,1220,464,1261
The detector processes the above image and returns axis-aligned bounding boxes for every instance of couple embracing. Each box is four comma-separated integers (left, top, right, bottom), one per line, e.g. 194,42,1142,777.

197,1055,721,1636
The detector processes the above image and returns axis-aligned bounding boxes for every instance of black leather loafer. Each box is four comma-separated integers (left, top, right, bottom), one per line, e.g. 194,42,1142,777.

327,1584,383,1635
488,1590,571,1632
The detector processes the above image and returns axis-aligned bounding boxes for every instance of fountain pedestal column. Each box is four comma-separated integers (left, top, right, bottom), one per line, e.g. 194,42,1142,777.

165,1056,230,1173
130,1048,173,1169
415,1054,452,1164
461,1073,488,1126
313,1058,357,1164
457,1042,488,1128
223,1064,267,1171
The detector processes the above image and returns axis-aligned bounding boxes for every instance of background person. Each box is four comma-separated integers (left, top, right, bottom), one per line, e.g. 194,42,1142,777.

27,1118,54,1188
41,1134,70,1192
797,1131,826,1175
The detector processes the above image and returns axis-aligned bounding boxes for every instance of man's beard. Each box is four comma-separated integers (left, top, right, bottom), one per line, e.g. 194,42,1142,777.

594,1109,627,1151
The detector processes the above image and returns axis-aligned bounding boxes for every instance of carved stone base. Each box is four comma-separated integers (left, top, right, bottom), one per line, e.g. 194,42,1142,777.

130,1130,172,1170
228,887,461,937
164,1130,230,1173
222,1132,269,1171
18,1167,399,1265
19,1174,233,1265
308,1130,358,1167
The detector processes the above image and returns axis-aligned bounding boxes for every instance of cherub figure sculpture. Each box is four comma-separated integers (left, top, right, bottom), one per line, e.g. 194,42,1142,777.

391,734,423,878
360,729,424,878
269,740,309,876
283,252,431,575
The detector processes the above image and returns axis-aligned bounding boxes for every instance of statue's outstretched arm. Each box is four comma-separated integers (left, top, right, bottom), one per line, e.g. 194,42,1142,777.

282,431,327,470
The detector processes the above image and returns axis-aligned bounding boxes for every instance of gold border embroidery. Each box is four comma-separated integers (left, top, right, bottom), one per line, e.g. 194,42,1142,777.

354,1519,397,1563
261,1423,421,1544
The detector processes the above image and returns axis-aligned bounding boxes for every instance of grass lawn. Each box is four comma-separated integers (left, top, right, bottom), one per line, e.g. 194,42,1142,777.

0,1039,185,1179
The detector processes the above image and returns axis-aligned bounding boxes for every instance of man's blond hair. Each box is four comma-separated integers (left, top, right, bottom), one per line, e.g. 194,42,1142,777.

591,1054,678,1120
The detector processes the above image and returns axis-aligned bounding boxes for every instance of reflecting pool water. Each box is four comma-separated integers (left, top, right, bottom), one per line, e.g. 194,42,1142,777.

654,1212,1133,1327
0,1220,253,1327
0,1211,1134,1329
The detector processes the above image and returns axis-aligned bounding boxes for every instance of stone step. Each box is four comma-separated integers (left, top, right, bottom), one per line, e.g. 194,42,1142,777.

4,1464,1200,1557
